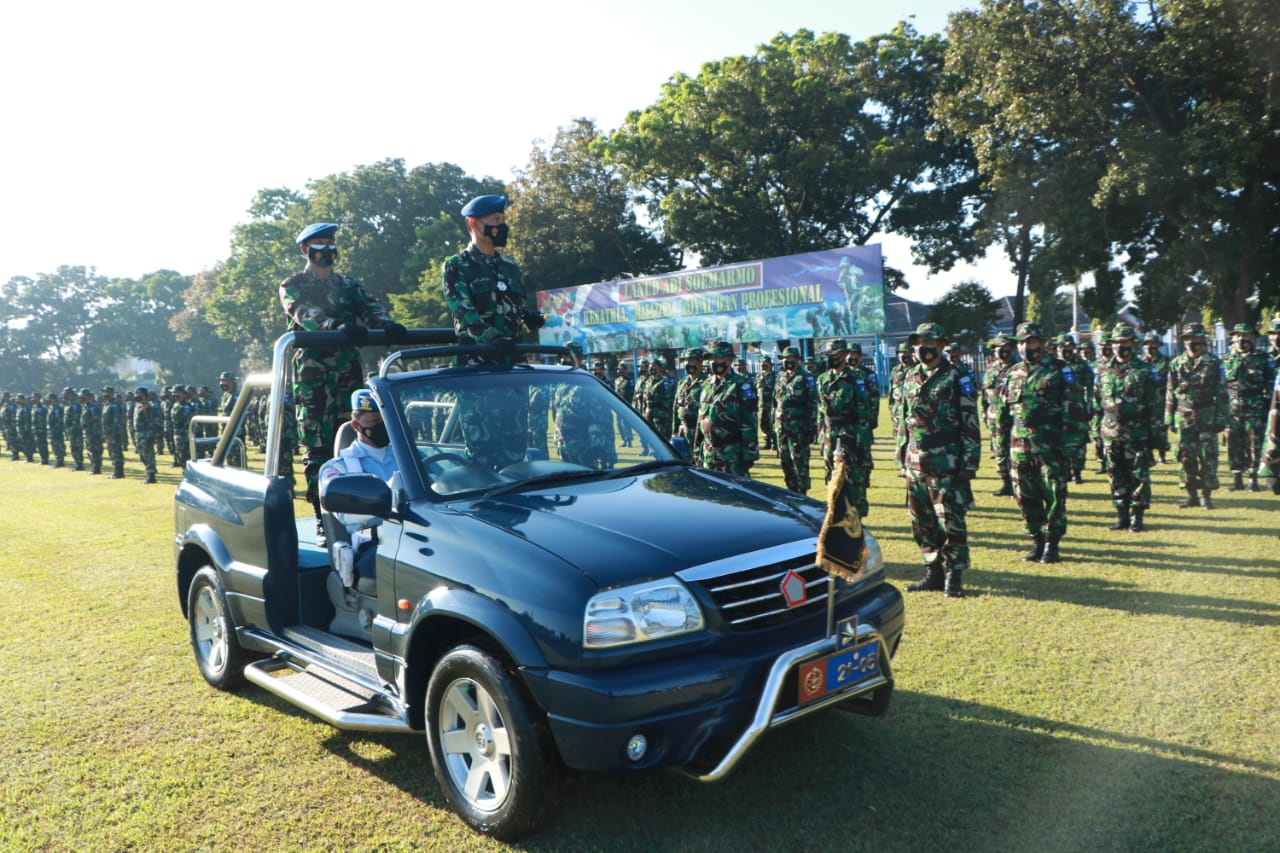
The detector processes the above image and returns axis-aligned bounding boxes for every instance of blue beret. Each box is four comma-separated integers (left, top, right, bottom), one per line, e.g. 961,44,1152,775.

461,195,506,218
296,223,338,244
351,389,378,414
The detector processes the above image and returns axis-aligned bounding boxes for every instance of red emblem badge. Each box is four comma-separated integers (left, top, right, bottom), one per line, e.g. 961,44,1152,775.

780,569,808,607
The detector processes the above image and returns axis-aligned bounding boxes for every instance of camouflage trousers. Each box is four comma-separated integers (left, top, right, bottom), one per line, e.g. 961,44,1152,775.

107,434,125,470
69,431,84,469
1012,454,1069,539
459,387,529,472
50,432,65,465
86,437,103,472
3,427,17,459
294,350,366,503
823,440,870,517
1066,438,1089,478
905,473,970,573
760,407,776,448
1225,416,1266,473
34,430,49,464
1104,439,1151,510
987,426,1010,478
777,431,811,494
1175,429,1220,492
137,435,157,477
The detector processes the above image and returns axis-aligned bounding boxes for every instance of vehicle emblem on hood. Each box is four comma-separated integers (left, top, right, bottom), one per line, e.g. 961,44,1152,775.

780,569,807,607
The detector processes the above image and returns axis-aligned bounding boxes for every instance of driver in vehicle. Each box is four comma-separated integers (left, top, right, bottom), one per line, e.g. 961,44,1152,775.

319,390,398,594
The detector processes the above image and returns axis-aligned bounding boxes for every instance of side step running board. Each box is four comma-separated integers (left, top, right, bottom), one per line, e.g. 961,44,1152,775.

245,658,412,734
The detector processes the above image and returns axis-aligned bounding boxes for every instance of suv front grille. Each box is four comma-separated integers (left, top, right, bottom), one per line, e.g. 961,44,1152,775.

694,555,831,631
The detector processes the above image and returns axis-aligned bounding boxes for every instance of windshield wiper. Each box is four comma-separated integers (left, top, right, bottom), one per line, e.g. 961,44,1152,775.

483,469,605,497
603,459,688,479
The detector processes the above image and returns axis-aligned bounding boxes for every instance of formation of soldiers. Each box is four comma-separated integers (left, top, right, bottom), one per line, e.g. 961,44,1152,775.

1,371,297,484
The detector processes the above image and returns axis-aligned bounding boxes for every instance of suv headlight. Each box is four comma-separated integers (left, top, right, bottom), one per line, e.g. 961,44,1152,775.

584,579,705,649
862,530,884,576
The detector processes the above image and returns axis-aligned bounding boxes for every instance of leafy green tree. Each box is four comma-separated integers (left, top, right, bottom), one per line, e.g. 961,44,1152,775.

606,26,983,271
924,280,1000,346
508,118,681,291
0,266,115,388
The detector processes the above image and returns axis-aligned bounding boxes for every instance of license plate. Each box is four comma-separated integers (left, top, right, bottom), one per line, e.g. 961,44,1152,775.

797,640,881,706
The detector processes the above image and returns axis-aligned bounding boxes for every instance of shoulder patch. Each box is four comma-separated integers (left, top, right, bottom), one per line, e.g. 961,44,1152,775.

805,376,816,389
741,382,755,400
958,374,976,398
1061,366,1076,384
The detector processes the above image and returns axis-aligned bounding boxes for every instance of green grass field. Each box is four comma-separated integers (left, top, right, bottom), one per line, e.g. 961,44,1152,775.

1,428,1277,852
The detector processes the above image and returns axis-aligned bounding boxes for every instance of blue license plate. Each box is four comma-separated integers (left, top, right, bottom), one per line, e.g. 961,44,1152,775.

797,641,880,706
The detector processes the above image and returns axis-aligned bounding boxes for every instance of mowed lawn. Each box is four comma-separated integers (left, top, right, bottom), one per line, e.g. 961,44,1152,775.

1,422,1277,852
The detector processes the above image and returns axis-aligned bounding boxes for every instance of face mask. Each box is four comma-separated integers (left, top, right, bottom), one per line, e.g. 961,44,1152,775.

898,353,912,365
785,360,800,372
1023,347,1044,363
686,365,699,376
483,223,509,246
1238,340,1253,352
307,245,338,267
1188,342,1205,354
997,348,1012,362
359,421,389,448
916,346,938,363
711,361,729,375
1117,345,1134,360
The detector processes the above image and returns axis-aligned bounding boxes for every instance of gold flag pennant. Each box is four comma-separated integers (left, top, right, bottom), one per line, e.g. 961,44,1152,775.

816,453,865,582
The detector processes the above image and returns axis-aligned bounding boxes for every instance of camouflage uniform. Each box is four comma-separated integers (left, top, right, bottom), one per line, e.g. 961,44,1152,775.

758,359,778,451
673,349,707,451
697,342,759,475
1,395,17,460
1223,323,1276,491
981,336,1016,495
773,347,817,493
1259,372,1280,493
32,396,49,464
888,342,917,477
1056,335,1092,483
280,266,396,512
1096,326,1162,530
527,384,550,454
897,323,980,597
160,388,175,455
16,396,35,462
47,394,66,467
101,388,128,478
170,389,193,468
613,367,636,447
64,390,84,470
133,390,162,483
817,340,873,517
1091,333,1115,471
1140,333,1171,463
442,240,540,347
1000,323,1085,562
1165,323,1228,507
554,383,616,469
641,361,676,442
82,391,104,475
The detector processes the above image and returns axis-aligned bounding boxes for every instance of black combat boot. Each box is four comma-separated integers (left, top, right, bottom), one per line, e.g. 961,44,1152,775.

144,472,157,484
1109,507,1131,531
109,462,125,479
1200,490,1214,510
1179,487,1200,508
1229,472,1245,491
993,476,1014,497
1248,475,1260,492
944,570,965,599
1023,535,1046,562
1041,537,1061,564
1129,507,1145,532
906,562,945,592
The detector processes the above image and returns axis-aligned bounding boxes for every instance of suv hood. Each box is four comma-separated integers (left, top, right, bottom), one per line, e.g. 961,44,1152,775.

459,467,823,587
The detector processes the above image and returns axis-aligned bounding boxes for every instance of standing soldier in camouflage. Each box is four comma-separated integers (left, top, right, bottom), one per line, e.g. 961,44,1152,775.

1223,323,1276,492
773,346,817,493
101,386,128,479
133,387,161,484
1097,325,1162,531
1258,367,1280,495
947,343,977,505
1166,322,1229,508
1266,314,1280,367
847,343,881,434
698,341,759,475
1000,322,1084,564
758,356,778,452
613,361,636,448
1,393,16,460
283,222,407,537
82,389,104,475
160,387,175,458
817,339,873,517
17,394,35,462
218,372,238,416
47,392,66,468
1091,332,1115,472
64,388,84,470
888,340,917,478
1057,335,1092,484
170,386,193,469
673,347,707,451
554,371,616,470
32,393,50,465
643,357,676,443
898,323,980,598
1140,332,1171,464
981,334,1016,496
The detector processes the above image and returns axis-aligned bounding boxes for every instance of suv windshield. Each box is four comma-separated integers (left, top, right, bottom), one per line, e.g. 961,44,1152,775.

387,368,683,498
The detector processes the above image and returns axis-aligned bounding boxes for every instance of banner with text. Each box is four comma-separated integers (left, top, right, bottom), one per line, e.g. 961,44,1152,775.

535,245,884,354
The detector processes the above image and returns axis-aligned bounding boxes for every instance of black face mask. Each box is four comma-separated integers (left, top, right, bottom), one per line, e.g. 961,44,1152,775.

711,361,729,375
1117,345,1134,360
898,353,913,366
997,348,1013,362
1023,346,1044,363
308,245,338,267
483,223,509,247
785,360,800,372
916,346,938,364
686,365,700,376
1237,340,1253,352
1188,342,1206,355
359,421,389,448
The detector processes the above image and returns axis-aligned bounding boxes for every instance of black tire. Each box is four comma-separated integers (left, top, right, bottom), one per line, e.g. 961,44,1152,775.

188,566,247,690
425,645,560,840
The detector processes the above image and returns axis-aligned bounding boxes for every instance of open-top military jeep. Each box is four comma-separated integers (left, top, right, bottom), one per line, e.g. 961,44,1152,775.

174,329,903,840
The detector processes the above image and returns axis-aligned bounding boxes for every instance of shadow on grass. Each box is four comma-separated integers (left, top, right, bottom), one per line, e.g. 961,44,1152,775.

309,690,1279,852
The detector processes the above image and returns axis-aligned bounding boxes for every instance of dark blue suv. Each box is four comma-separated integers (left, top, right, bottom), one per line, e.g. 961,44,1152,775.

175,330,903,840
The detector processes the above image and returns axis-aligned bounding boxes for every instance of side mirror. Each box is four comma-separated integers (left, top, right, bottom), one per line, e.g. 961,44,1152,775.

320,473,392,518
669,435,692,462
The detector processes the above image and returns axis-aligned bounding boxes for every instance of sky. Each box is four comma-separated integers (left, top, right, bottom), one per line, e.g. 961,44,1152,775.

1,0,1007,305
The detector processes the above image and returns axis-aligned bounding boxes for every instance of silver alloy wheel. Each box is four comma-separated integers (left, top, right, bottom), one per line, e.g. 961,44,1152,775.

436,676,512,813
191,583,229,675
